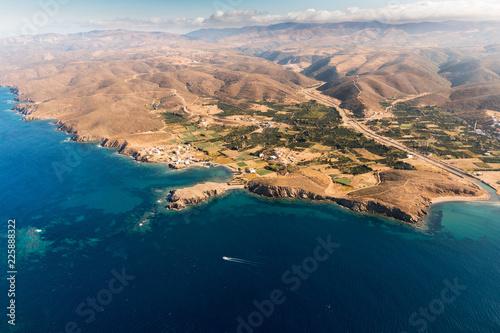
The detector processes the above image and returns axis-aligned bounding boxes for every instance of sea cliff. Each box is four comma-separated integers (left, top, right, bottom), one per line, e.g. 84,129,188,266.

245,168,486,223
167,182,244,210
8,89,490,225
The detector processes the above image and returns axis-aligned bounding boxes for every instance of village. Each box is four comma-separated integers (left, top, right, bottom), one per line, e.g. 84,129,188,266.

137,143,303,173
138,144,206,169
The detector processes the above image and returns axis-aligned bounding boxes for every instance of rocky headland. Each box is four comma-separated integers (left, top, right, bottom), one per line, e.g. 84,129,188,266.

8,91,490,225
167,182,244,210
245,168,487,223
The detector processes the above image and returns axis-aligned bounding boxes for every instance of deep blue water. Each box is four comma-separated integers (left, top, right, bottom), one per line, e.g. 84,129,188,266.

0,87,499,333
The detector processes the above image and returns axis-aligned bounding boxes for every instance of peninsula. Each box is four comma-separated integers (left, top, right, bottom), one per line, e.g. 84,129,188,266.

2,27,499,224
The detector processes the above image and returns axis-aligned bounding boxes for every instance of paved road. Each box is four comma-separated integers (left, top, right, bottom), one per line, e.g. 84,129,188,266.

302,88,479,181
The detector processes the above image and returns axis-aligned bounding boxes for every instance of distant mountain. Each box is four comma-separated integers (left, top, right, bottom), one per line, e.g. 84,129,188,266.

313,46,500,115
186,21,500,52
2,19,499,138
187,21,500,116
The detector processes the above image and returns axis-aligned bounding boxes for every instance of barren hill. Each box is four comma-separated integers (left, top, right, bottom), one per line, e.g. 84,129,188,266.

188,21,500,116
263,44,500,116
246,168,485,223
0,30,315,146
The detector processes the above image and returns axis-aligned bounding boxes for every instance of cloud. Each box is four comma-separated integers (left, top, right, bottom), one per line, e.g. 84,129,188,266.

207,10,257,23
82,10,258,32
251,1,500,25
11,0,500,36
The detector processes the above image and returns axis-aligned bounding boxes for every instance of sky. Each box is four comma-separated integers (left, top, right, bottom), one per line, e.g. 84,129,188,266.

0,0,499,37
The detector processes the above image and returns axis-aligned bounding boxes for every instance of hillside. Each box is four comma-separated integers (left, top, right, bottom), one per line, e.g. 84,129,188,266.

261,45,500,117
0,30,315,147
188,21,500,117
1,24,498,222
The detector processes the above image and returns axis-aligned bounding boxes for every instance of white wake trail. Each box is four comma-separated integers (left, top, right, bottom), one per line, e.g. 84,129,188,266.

222,256,268,266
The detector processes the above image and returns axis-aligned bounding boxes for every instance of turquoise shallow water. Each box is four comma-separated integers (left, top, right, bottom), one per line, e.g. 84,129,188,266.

0,87,499,333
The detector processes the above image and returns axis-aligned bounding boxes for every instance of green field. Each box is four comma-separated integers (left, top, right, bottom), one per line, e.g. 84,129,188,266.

195,142,212,149
236,162,247,167
197,142,224,154
182,136,201,142
334,178,351,186
236,154,252,161
256,168,274,176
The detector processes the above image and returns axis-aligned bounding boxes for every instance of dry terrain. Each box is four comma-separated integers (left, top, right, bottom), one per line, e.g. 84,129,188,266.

2,24,498,223
0,30,315,152
244,168,486,223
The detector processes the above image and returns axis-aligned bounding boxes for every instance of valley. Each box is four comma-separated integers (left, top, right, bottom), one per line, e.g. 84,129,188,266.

1,22,499,223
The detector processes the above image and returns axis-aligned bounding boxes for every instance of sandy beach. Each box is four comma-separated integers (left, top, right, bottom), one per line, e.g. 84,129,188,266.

431,192,492,204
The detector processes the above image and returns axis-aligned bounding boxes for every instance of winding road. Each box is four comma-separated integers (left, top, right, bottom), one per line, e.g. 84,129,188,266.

172,89,193,116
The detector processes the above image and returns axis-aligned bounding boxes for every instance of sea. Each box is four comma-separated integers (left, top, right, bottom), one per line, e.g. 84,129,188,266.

0,87,499,333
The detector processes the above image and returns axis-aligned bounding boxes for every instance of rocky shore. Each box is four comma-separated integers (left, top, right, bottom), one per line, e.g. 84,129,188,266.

9,92,491,225
167,182,244,210
13,104,38,119
245,168,487,223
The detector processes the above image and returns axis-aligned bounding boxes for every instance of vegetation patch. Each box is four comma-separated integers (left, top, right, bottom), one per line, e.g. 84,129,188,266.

256,168,275,176
474,162,492,169
480,157,500,163
182,136,201,142
334,178,351,186
349,164,373,175
217,102,254,117
370,103,500,158
236,154,252,161
390,161,417,170
195,142,212,149
163,112,189,124
249,100,286,111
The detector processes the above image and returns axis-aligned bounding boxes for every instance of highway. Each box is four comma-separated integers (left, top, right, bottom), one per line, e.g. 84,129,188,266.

301,88,479,180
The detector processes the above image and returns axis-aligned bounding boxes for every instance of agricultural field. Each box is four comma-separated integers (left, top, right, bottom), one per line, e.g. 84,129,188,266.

154,101,428,189
367,103,500,160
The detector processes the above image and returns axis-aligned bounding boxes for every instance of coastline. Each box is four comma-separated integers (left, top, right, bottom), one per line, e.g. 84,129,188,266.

5,86,498,225
167,182,245,210
159,160,239,175
430,193,494,205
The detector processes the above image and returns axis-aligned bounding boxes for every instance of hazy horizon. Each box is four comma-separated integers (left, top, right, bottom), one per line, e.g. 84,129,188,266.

1,0,499,38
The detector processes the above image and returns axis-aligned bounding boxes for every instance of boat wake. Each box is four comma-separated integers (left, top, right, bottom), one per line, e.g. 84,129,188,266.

222,256,268,267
